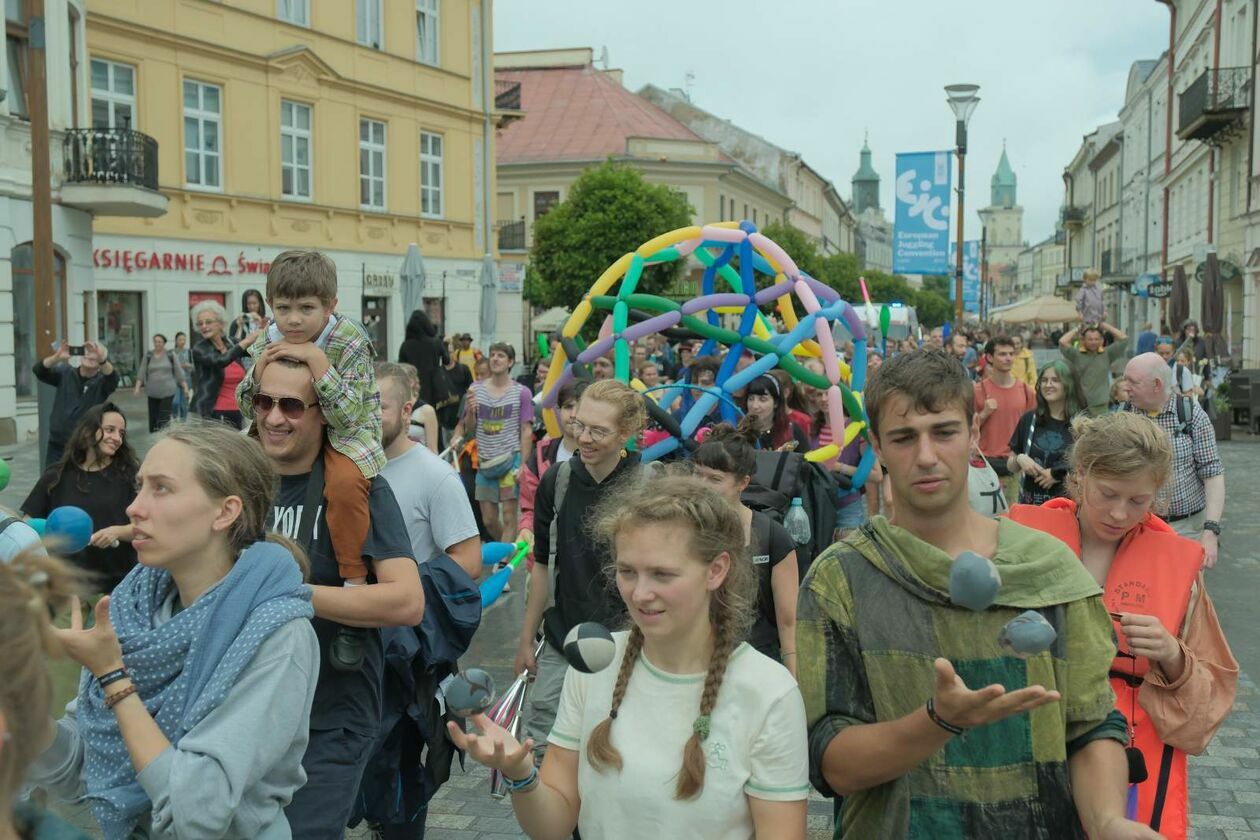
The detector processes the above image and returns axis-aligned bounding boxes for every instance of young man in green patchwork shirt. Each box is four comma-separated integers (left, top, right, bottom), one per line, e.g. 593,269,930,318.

797,349,1160,839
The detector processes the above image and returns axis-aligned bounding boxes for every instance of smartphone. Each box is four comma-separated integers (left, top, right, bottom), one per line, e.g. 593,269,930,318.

67,345,86,356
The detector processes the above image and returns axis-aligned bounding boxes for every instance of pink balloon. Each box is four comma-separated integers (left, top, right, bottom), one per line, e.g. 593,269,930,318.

700,225,746,243
597,314,614,341
825,385,846,440
815,319,841,384
750,233,799,279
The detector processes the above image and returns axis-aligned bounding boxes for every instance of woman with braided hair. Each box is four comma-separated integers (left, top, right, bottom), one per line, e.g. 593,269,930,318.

449,475,809,838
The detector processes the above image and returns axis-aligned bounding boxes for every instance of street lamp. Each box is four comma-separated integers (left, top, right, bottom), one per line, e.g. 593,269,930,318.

945,83,980,324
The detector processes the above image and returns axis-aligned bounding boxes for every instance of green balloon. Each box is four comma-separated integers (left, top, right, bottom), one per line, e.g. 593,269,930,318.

0,457,9,491
879,305,891,337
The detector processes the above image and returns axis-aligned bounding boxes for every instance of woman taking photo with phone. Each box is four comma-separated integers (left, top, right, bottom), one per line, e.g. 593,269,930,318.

28,420,320,840
453,475,809,839
1009,412,1237,838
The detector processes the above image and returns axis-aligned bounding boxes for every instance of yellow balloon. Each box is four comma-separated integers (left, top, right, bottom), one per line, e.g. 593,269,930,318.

841,421,865,447
804,444,840,463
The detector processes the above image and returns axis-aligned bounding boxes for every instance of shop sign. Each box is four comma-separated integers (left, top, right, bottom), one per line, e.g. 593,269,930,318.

93,248,274,277
364,272,396,290
499,262,524,293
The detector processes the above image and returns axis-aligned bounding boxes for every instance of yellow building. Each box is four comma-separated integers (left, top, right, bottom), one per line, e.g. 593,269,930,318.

84,0,519,373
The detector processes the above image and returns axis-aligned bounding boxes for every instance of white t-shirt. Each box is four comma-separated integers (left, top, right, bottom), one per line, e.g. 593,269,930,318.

548,632,809,839
379,443,479,564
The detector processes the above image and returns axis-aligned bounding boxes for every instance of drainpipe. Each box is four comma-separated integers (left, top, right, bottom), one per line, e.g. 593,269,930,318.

1156,0,1176,325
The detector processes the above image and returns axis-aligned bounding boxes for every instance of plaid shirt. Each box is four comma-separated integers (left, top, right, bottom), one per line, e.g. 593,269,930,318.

237,315,385,478
1125,394,1223,519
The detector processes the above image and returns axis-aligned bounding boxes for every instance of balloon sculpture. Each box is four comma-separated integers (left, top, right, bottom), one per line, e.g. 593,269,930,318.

534,220,876,487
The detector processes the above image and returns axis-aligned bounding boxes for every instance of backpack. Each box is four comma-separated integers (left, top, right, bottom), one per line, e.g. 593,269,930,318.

740,450,838,577
1123,396,1195,436
547,457,659,566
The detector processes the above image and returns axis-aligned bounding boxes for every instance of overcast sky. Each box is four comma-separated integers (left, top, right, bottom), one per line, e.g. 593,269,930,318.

495,0,1168,246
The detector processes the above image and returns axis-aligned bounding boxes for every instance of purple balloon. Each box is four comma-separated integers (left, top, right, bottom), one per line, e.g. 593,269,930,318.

619,310,682,342
755,281,795,305
576,335,616,364
681,293,750,315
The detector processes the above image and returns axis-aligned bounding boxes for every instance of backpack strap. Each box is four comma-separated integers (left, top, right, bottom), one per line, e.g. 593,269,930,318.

547,459,573,568
1175,395,1194,436
296,454,326,553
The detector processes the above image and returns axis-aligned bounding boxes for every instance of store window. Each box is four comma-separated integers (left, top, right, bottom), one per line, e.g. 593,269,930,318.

11,243,66,398
362,296,389,357
90,58,135,129
97,291,143,381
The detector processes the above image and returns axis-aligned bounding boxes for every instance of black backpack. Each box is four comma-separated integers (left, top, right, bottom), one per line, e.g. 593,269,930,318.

741,450,838,577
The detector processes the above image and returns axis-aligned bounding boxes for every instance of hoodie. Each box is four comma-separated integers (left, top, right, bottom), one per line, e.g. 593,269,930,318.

398,310,451,406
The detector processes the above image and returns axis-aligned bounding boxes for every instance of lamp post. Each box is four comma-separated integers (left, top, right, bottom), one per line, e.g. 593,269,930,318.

945,83,980,324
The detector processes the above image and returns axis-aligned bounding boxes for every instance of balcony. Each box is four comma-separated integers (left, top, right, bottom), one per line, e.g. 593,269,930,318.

60,128,168,218
1177,67,1251,143
497,218,526,251
1061,206,1087,228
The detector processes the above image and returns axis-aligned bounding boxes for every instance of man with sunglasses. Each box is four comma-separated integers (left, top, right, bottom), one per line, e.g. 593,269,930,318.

254,356,423,840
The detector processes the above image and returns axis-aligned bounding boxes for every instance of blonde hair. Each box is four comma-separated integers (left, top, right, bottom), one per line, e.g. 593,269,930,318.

1068,412,1172,503
580,379,646,440
0,550,85,808
586,474,756,800
159,421,307,575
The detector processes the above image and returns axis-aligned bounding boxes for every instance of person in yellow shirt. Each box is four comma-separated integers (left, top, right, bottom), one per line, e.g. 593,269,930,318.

455,333,482,379
1012,332,1037,388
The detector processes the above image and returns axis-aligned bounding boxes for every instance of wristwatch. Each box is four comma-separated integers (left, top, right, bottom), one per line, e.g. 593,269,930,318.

1203,520,1222,536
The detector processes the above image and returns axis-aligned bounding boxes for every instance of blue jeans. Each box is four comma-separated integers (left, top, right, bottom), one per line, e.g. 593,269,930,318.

285,728,375,840
171,387,189,420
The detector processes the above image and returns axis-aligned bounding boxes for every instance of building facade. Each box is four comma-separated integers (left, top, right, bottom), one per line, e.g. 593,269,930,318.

976,147,1025,306
84,0,517,378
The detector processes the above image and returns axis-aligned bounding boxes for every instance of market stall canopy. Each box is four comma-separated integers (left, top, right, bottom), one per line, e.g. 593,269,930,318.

989,295,1079,325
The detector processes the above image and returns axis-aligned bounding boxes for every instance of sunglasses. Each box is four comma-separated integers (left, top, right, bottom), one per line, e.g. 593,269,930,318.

252,392,319,419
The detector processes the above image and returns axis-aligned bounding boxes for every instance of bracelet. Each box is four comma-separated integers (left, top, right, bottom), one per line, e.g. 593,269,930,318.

503,763,539,794
104,684,139,710
97,668,129,689
925,698,965,736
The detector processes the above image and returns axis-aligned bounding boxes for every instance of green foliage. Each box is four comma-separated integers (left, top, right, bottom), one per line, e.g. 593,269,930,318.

921,275,951,298
524,161,695,310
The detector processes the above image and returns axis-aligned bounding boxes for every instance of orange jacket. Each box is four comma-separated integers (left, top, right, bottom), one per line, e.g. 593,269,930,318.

1008,499,1204,838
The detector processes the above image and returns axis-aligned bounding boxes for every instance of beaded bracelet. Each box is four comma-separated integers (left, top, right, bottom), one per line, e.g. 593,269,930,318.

925,698,965,736
105,684,139,710
97,668,129,690
503,764,539,794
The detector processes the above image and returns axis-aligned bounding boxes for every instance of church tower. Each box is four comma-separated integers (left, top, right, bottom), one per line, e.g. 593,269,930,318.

977,144,1025,303
851,133,880,215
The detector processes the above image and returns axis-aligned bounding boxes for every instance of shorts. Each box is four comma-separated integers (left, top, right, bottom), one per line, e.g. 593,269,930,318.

475,453,520,503
835,500,866,531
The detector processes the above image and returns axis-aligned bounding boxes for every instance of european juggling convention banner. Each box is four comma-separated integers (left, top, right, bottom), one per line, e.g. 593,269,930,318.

892,151,952,275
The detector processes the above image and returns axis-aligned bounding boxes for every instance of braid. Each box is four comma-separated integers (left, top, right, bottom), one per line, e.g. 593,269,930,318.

586,626,644,773
675,610,741,800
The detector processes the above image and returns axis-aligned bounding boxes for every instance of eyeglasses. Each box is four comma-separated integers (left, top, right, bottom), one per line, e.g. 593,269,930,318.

195,320,220,328
252,392,319,419
570,419,613,442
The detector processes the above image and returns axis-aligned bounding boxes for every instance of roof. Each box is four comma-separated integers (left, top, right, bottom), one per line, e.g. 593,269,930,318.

992,147,1016,188
495,64,708,165
853,134,879,183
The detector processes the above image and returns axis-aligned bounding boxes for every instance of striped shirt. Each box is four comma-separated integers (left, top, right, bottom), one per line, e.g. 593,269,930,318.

470,380,533,463
1125,394,1223,518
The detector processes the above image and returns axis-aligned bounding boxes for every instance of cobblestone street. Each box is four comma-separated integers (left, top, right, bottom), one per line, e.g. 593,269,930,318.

8,396,1260,839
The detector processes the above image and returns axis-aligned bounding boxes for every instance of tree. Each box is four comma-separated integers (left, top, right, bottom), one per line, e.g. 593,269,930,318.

525,161,694,310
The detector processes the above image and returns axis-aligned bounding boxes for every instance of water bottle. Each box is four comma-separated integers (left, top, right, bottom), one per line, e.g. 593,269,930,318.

784,497,812,546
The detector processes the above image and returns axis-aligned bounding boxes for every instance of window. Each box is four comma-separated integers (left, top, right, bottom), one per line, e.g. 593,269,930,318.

277,0,309,26
6,0,29,119
533,190,559,221
357,0,382,49
280,100,312,199
416,0,438,65
420,131,443,217
90,58,135,129
67,7,80,126
359,118,386,210
184,80,222,189
719,194,725,219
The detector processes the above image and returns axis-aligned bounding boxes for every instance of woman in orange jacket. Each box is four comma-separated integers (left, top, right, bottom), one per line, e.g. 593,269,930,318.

1008,412,1237,839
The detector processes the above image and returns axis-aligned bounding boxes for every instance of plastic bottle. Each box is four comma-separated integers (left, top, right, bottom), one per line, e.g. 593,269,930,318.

784,497,812,546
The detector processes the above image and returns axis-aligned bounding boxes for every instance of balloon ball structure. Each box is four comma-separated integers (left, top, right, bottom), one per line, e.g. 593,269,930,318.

445,668,496,717
0,458,9,491
563,622,616,674
949,551,1001,612
45,506,93,553
26,517,46,536
998,611,1057,659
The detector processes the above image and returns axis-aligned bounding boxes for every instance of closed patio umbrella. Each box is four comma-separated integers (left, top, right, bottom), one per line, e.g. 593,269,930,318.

1199,252,1226,359
1169,264,1190,337
478,254,498,348
400,242,426,320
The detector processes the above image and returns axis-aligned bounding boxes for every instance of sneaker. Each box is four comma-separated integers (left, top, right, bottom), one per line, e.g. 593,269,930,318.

329,625,367,672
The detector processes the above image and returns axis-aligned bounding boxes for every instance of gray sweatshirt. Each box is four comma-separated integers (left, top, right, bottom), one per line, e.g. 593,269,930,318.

136,352,187,400
29,595,319,840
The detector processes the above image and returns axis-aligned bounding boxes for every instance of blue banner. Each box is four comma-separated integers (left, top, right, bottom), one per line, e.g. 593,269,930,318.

892,151,953,274
948,240,981,313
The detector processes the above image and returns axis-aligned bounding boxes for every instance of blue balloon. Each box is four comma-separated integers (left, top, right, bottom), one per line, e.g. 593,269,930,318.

26,517,46,536
45,506,93,553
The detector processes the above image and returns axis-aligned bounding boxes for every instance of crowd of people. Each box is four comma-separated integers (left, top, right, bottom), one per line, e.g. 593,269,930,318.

0,247,1239,840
